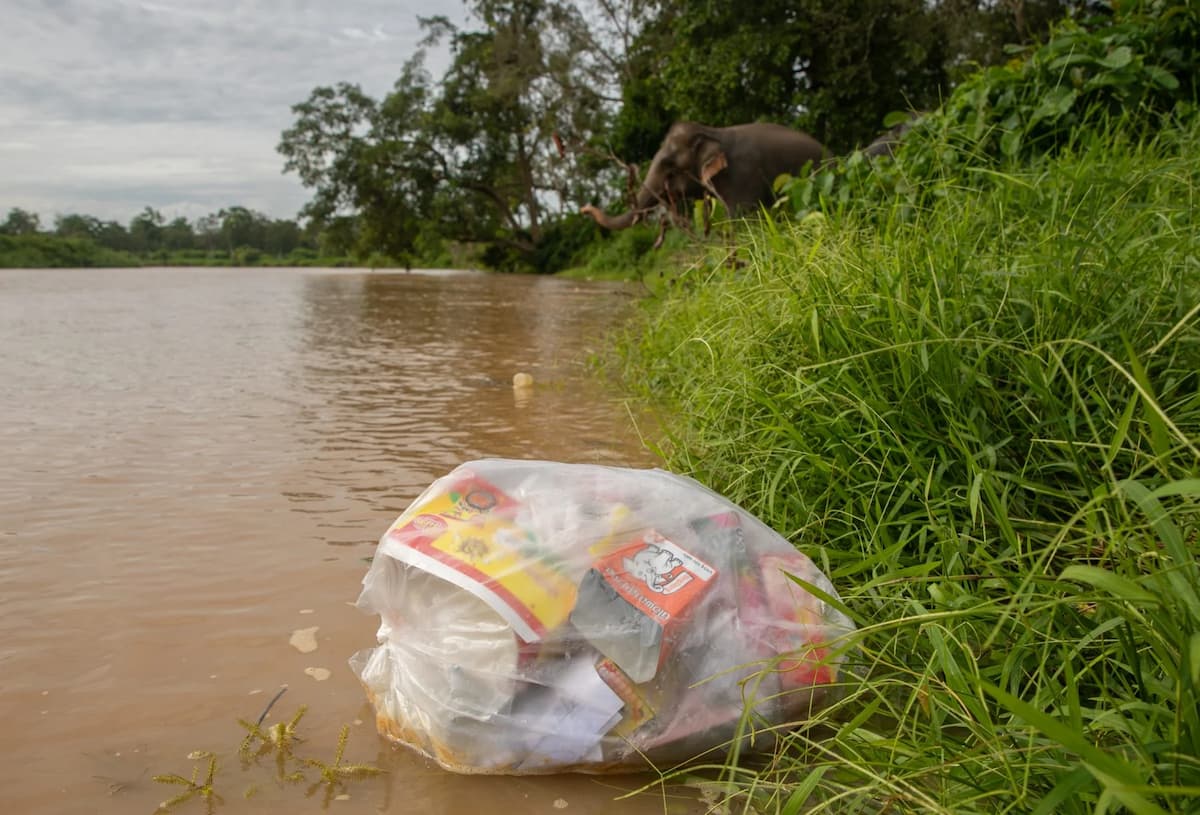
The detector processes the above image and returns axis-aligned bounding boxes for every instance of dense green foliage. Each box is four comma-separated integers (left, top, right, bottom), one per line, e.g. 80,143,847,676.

782,1,1200,214
560,221,699,281
278,0,617,273
0,233,141,268
615,4,1200,811
601,0,1099,160
0,205,354,269
611,0,950,155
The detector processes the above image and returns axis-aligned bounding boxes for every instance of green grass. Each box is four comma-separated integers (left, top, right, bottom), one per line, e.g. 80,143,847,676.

558,224,703,282
614,114,1200,812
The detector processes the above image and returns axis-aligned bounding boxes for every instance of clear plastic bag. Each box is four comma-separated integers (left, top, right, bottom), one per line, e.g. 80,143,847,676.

350,460,853,774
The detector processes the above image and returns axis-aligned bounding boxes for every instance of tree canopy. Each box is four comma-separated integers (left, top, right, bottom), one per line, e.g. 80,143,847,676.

278,0,624,270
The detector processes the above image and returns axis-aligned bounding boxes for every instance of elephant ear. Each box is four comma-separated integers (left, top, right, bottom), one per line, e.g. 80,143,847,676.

700,150,728,185
693,131,728,186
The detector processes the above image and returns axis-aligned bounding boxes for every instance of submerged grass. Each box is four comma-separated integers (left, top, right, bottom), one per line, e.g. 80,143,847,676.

615,116,1200,812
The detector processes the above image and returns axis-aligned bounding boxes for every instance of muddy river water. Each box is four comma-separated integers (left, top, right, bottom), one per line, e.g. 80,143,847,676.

0,268,704,814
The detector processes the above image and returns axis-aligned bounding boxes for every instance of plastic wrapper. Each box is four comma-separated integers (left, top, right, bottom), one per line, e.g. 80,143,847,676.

350,460,854,774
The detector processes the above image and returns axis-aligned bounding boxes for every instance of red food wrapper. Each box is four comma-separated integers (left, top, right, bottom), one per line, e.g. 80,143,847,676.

569,530,717,683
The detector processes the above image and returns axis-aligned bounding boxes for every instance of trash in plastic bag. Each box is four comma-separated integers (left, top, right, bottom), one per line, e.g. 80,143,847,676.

350,460,854,774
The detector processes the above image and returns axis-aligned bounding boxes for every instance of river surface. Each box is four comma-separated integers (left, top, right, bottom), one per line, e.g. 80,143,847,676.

0,268,701,815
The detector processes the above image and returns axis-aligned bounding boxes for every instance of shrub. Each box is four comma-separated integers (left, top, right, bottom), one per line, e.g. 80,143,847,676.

780,1,1200,222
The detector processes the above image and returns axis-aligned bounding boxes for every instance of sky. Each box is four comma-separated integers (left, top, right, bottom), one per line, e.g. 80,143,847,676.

1,0,465,228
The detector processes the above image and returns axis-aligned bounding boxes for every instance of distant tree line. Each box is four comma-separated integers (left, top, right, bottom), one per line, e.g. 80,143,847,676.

277,0,1114,272
0,205,331,268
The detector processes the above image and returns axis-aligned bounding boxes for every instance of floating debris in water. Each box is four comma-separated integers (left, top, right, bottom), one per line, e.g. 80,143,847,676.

290,626,319,653
304,667,332,681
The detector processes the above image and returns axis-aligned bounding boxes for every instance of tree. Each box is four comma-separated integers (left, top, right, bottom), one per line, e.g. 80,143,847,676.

609,0,949,153
263,219,302,257
279,77,429,261
128,207,165,253
606,0,1094,156
217,206,258,253
792,0,949,150
55,213,102,240
317,216,359,258
1,208,41,235
93,220,130,251
279,0,618,270
161,217,196,252
195,213,221,253
937,0,1081,77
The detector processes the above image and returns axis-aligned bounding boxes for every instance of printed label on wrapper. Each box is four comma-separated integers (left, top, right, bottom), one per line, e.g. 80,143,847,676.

379,474,577,642
570,530,717,682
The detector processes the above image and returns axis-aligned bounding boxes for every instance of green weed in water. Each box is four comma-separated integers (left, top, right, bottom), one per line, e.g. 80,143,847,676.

302,724,386,807
237,703,307,782
153,752,220,814
152,704,384,812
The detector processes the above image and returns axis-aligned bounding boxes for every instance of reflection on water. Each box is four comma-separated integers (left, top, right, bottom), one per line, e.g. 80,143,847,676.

0,268,695,815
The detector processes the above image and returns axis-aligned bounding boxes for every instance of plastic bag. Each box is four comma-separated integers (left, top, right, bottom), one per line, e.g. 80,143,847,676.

351,460,853,774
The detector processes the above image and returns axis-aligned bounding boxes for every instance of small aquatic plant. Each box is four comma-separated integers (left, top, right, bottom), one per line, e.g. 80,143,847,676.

151,695,384,811
302,724,386,807
153,752,220,813
238,703,308,781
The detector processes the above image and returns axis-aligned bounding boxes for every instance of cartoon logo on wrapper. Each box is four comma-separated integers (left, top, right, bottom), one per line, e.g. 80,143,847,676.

624,544,693,595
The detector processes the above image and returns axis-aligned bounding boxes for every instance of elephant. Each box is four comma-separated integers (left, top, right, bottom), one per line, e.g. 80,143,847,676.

580,121,829,237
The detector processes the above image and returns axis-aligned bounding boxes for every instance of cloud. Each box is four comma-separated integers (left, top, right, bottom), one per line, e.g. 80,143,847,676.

0,119,306,223
339,24,393,43
0,0,464,224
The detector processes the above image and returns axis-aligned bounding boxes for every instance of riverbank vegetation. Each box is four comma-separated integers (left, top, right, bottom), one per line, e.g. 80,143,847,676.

615,4,1200,812
0,205,345,269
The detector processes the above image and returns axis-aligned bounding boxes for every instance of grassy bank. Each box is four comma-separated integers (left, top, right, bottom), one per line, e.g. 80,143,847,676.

615,111,1200,811
557,225,703,282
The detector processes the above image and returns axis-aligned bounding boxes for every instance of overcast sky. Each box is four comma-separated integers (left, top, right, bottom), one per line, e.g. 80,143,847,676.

1,0,465,227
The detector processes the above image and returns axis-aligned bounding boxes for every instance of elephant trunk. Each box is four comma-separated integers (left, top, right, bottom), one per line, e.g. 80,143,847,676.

581,175,672,231
580,203,641,231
